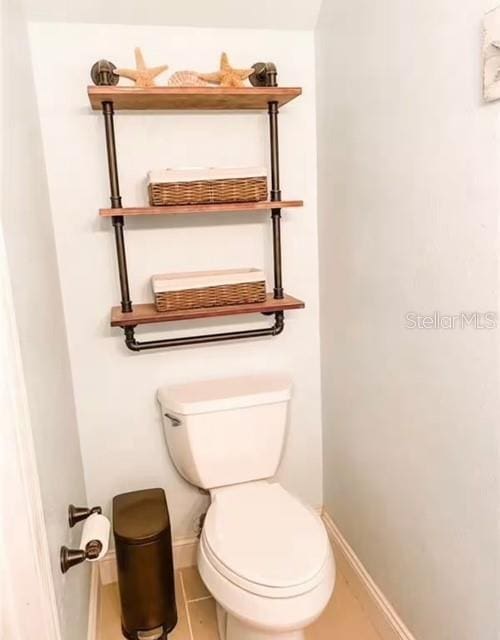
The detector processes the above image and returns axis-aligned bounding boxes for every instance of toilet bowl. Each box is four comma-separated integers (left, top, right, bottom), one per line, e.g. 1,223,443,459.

198,482,335,640
157,375,335,639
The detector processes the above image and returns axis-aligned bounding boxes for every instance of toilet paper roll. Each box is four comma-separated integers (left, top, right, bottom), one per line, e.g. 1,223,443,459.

80,513,110,562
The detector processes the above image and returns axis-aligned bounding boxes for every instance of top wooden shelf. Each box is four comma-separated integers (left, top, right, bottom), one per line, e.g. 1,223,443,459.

88,86,302,111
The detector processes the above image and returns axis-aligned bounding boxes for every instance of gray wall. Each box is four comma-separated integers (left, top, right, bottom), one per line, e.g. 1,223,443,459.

1,0,89,637
316,1,499,639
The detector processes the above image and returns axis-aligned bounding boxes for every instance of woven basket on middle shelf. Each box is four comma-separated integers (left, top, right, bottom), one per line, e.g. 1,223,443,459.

148,167,268,207
152,268,267,312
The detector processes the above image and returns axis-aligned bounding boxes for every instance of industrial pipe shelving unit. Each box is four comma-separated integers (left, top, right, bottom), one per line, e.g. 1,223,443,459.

88,60,305,352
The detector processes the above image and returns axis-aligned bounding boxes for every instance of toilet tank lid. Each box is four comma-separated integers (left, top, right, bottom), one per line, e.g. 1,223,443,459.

157,374,292,415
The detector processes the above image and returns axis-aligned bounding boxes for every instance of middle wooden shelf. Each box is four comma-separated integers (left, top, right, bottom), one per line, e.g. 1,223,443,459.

99,200,303,217
111,293,305,327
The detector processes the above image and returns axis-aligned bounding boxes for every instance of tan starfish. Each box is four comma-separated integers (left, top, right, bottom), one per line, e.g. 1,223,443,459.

197,52,253,88
114,48,168,88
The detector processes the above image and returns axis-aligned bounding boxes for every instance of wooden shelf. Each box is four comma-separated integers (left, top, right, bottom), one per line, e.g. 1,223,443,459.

111,293,305,327
100,200,303,217
88,86,302,111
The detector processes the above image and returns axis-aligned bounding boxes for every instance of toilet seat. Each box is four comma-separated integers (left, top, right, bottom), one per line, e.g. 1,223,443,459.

202,482,330,598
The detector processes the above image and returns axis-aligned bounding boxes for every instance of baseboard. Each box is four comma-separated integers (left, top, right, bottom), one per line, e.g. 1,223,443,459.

173,535,199,569
87,563,100,640
322,511,416,640
98,536,199,585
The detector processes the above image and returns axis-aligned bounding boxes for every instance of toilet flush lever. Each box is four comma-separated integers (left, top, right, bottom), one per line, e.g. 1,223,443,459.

164,412,181,427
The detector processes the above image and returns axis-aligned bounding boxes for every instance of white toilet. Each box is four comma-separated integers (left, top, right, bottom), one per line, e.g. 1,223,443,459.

157,374,335,640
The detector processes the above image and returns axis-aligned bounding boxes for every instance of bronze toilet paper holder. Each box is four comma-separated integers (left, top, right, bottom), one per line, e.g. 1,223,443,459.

60,503,103,574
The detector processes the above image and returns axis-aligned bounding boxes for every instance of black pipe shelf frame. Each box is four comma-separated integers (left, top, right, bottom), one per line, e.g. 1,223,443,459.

90,60,305,352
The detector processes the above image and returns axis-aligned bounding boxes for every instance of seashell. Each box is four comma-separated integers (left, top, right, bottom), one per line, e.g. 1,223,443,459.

168,71,210,87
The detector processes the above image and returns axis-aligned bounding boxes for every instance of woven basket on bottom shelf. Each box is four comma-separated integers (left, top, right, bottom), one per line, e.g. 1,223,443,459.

155,281,266,312
148,176,268,207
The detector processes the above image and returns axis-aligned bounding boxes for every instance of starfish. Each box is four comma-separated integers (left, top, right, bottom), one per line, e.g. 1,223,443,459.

198,52,253,88
114,48,168,88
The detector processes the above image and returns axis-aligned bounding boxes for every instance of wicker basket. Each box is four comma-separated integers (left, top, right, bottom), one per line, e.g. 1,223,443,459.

148,167,268,207
152,268,266,312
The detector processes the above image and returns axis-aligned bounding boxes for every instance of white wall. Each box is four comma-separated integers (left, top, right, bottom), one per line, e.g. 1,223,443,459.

316,2,499,640
28,23,323,539
23,0,323,30
1,1,89,638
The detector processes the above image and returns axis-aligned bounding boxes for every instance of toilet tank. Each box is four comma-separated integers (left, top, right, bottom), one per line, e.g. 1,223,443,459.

157,374,292,489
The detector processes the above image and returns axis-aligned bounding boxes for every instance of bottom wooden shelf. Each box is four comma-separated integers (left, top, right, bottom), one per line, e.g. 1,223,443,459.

110,293,305,327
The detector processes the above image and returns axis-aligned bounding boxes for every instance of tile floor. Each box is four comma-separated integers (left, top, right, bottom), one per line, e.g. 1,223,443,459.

99,565,382,640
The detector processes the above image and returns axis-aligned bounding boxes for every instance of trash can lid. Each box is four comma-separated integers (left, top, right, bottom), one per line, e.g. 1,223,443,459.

113,488,170,545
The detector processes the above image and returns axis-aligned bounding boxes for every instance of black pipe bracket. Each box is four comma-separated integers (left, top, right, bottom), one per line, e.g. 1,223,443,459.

123,311,285,352
249,62,278,87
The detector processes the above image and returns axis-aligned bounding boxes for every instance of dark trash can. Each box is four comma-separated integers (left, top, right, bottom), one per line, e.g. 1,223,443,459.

113,488,177,640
